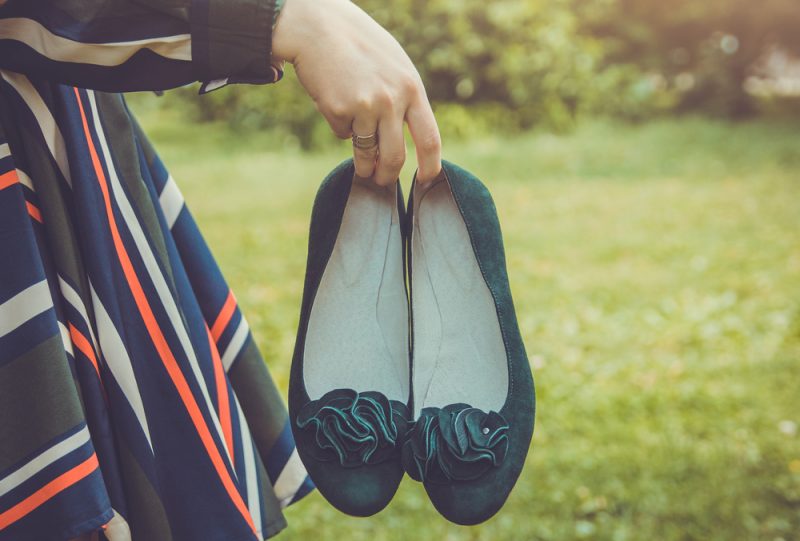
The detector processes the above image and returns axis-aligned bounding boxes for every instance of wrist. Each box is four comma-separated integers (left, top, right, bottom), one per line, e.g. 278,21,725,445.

271,0,300,63
272,0,341,64
270,0,287,56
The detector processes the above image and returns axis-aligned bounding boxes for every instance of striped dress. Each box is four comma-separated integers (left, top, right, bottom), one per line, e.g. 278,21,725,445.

0,1,312,540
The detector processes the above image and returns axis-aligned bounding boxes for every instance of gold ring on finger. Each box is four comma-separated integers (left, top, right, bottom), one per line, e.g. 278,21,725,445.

352,132,379,150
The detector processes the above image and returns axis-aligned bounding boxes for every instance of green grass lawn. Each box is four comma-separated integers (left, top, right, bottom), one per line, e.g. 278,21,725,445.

131,104,800,541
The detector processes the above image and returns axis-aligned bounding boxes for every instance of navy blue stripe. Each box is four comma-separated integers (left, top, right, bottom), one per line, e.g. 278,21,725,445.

230,400,246,480
215,309,243,359
0,43,195,92
0,312,57,368
254,453,267,535
170,204,235,325
0,5,190,44
0,468,112,541
0,195,46,308
0,156,13,172
236,439,250,508
17,181,35,198
1,76,72,189
0,437,96,511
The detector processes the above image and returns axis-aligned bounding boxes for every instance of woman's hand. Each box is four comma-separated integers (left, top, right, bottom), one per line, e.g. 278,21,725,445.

272,0,442,185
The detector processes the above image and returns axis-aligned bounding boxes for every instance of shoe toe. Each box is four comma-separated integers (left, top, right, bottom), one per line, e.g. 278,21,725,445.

309,459,404,517
424,476,510,526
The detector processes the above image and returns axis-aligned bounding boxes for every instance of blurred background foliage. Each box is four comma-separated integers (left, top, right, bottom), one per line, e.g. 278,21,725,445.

126,1,800,538
131,0,800,148
131,113,800,541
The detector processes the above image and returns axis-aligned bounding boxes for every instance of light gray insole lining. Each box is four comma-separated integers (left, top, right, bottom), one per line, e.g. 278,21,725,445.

411,178,508,417
303,176,409,402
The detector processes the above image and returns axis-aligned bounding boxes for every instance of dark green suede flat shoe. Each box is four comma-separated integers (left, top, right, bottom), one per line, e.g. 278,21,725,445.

289,159,411,517
401,160,536,525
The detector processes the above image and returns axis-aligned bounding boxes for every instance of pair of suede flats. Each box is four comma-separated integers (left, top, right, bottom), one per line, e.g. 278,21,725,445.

288,158,535,525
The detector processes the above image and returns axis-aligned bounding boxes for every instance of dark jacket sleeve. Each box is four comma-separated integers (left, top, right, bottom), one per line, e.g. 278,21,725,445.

0,0,282,92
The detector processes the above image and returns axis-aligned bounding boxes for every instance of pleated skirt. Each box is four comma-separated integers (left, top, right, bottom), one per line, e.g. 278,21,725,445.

0,70,312,541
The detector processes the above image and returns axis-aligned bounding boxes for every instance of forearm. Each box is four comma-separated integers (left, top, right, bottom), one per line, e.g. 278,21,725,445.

0,0,283,92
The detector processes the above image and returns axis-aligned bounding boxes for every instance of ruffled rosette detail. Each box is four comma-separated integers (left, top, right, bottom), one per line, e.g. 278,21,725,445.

401,404,509,484
296,389,411,468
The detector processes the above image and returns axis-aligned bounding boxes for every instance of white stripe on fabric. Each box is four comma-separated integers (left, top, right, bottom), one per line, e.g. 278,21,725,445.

16,169,34,191
221,317,249,371
90,283,154,452
85,91,233,467
0,18,191,64
0,425,90,498
0,280,52,338
59,276,99,352
58,321,74,357
235,399,263,536
0,70,71,186
201,78,229,93
274,449,308,508
158,174,184,229
0,143,9,159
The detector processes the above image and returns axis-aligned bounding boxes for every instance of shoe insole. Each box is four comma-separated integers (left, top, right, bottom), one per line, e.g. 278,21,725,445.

304,176,410,402
411,178,508,417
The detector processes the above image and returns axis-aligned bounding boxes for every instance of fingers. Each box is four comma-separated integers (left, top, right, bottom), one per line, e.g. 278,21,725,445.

317,100,352,140
405,90,442,185
373,112,406,186
351,115,380,179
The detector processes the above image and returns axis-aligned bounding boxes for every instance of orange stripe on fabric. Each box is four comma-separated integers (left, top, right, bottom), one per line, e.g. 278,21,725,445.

71,88,256,535
0,170,18,191
208,326,234,467
69,323,101,381
26,202,42,223
0,453,99,530
210,290,236,343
